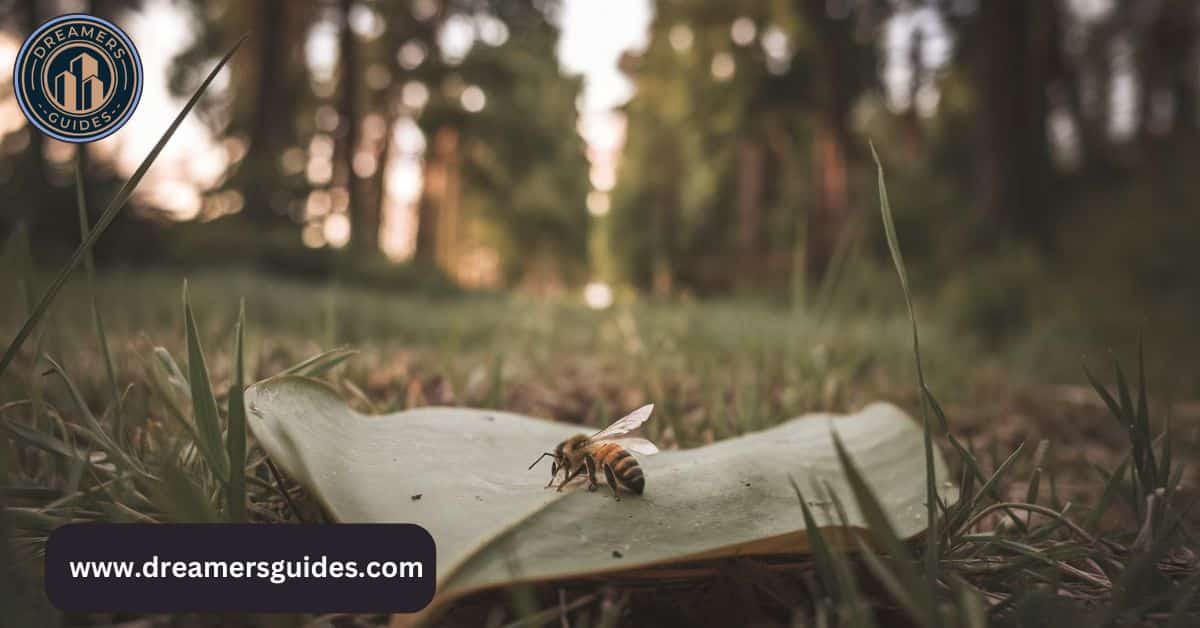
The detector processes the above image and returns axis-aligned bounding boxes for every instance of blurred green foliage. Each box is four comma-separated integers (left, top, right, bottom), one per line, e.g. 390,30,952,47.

1,0,1200,380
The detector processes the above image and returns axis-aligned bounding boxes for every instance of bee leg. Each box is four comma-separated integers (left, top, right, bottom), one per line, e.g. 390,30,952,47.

584,455,599,492
555,464,584,492
544,461,558,489
602,463,622,501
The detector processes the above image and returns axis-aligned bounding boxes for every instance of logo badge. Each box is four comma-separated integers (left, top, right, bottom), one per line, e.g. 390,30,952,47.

12,14,143,143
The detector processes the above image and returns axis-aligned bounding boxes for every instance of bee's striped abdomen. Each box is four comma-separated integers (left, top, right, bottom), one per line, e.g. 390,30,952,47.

593,442,645,495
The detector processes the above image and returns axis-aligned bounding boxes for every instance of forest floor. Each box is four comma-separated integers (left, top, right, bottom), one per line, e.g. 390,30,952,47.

2,268,1199,626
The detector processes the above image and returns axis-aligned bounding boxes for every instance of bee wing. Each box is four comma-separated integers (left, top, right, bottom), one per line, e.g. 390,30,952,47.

606,437,660,456
588,404,654,441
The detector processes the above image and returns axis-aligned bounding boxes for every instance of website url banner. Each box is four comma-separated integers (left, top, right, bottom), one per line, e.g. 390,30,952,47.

45,523,436,612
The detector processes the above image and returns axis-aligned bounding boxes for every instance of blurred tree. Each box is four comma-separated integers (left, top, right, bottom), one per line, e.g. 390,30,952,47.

794,0,876,280
931,0,1200,250
9,0,49,214
0,0,144,262
611,0,878,295
963,0,1059,246
334,0,372,253
608,0,1200,296
409,3,453,266
610,7,709,294
459,4,590,287
411,0,590,287
170,0,317,226
9,0,1200,304
359,0,437,262
164,0,586,286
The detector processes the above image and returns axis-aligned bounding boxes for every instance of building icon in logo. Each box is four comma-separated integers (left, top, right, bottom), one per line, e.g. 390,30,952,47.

12,14,142,143
52,52,108,114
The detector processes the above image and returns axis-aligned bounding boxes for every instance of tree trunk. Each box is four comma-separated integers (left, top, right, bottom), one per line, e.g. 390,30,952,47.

336,0,373,252
370,113,397,252
439,129,461,268
240,0,291,223
414,142,440,265
736,137,765,275
650,138,680,297
807,123,849,280
800,0,857,282
1144,1,1199,137
974,0,1055,246
414,126,460,267
22,0,47,216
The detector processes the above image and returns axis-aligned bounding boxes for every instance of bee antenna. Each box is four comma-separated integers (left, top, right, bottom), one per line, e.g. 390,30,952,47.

528,452,555,470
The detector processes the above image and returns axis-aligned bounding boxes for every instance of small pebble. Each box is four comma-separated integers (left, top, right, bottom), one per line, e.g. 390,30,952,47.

411,494,422,501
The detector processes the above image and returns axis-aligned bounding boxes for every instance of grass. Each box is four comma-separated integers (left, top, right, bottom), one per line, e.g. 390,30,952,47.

815,148,1200,627
2,239,1196,627
1,267,979,440
0,35,246,378
1,67,1198,624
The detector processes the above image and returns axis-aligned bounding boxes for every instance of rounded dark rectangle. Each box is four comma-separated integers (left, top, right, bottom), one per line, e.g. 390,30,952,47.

44,523,436,613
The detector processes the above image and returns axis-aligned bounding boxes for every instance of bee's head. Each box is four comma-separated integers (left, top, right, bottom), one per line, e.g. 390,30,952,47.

531,438,573,471
560,434,589,455
529,435,590,473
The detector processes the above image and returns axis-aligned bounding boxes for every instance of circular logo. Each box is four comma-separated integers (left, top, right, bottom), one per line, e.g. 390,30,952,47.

12,14,143,143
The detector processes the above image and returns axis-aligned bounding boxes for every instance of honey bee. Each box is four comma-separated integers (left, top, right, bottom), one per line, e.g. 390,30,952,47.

528,404,660,500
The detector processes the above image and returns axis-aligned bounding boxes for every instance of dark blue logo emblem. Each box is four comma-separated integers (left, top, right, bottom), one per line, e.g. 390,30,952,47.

12,14,143,143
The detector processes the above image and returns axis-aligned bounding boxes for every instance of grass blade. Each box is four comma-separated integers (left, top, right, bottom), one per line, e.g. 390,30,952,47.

1113,356,1133,422
1025,441,1048,521
42,355,144,477
951,576,988,628
1083,364,1125,429
6,226,49,435
1112,355,1155,493
184,282,231,483
869,142,940,587
965,444,1026,525
1160,408,1172,492
76,152,123,439
852,535,932,627
1135,339,1158,487
145,351,200,444
141,465,220,524
790,477,841,601
1086,458,1128,532
831,428,936,627
0,416,87,462
151,345,193,410
227,300,247,522
1166,573,1200,628
279,346,359,378
0,35,247,378
2,223,36,312
957,535,1060,569
818,481,879,628
6,507,67,533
